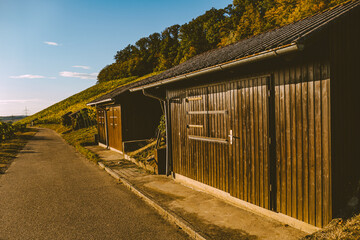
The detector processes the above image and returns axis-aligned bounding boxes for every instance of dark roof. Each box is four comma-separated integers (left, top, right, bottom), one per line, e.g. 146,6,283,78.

130,0,359,90
87,80,140,106
88,0,358,105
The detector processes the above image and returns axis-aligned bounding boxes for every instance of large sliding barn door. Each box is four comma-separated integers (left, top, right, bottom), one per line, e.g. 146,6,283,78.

170,84,230,192
186,84,230,192
228,76,271,209
170,76,270,202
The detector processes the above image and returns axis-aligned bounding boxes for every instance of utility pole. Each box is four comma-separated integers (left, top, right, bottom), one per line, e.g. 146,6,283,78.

24,106,29,117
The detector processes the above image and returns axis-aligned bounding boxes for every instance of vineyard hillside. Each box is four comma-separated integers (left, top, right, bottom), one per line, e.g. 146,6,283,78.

19,73,158,125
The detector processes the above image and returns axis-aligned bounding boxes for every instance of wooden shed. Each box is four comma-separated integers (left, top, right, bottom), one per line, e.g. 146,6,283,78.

129,1,360,227
87,83,162,152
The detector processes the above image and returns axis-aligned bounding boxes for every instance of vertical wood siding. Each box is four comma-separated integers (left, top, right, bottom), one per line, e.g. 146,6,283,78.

168,61,331,227
229,77,270,209
274,63,331,227
119,92,162,142
330,9,360,219
206,84,229,192
170,85,230,192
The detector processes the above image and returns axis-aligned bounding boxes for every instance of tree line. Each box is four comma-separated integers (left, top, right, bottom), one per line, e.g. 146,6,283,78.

97,0,346,83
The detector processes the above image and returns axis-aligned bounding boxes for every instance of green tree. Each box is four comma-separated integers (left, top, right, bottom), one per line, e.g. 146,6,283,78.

176,7,227,63
156,24,180,71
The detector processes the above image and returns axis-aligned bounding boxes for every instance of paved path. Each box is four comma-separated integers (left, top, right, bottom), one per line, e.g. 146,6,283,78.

88,146,308,240
0,128,188,240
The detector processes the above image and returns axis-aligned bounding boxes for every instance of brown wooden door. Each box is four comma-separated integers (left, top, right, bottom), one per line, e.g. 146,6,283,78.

170,78,270,198
107,106,122,151
185,84,230,192
97,108,106,144
228,76,271,209
169,84,230,192
107,107,114,147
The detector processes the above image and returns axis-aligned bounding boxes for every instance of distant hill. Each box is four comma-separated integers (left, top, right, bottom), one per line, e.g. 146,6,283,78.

0,115,27,123
19,73,159,125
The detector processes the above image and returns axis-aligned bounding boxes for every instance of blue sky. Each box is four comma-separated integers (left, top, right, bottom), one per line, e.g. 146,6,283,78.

0,0,231,116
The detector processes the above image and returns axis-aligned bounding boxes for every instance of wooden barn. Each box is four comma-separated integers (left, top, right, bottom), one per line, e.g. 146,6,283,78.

87,83,162,152
129,1,360,227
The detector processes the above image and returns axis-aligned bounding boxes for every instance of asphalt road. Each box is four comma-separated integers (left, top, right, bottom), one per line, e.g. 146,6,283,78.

0,128,188,240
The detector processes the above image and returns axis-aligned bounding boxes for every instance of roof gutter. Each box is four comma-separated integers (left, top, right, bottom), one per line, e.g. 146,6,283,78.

142,89,165,102
130,42,303,92
86,98,113,106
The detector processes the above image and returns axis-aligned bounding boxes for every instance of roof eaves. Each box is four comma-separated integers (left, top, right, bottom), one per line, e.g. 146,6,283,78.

87,98,113,106
130,42,301,92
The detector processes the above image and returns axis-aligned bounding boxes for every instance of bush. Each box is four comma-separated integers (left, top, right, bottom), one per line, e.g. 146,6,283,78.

13,123,26,132
0,122,28,142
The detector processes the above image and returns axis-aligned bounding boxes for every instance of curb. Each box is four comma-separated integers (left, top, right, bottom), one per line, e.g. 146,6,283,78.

98,162,207,240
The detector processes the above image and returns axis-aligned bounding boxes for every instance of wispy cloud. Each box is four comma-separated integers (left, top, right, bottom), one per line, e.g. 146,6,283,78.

44,41,59,46
72,65,90,70
0,99,41,104
10,74,46,79
59,71,98,80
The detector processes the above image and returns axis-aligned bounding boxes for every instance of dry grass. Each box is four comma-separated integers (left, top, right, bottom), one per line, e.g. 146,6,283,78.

128,141,156,157
0,129,37,174
128,140,156,162
303,214,360,240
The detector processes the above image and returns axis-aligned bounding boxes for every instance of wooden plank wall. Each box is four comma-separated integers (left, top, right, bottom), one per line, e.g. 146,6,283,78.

274,62,331,227
206,84,229,193
119,92,162,142
169,89,186,180
169,77,269,205
186,87,208,185
330,9,360,219
169,85,230,193
168,61,331,227
229,77,270,209
96,108,106,144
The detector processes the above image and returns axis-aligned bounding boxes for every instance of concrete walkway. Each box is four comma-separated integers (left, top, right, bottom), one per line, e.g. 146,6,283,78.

87,145,308,240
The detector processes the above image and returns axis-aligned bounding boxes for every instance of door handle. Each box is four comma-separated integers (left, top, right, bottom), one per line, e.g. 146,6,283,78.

229,130,240,145
229,130,233,145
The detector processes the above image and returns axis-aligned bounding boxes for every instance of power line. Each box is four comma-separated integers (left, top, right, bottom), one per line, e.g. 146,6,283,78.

24,106,29,116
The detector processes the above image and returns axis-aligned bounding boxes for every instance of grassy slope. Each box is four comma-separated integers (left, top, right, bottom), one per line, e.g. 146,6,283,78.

18,73,160,163
19,72,160,125
20,77,136,124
